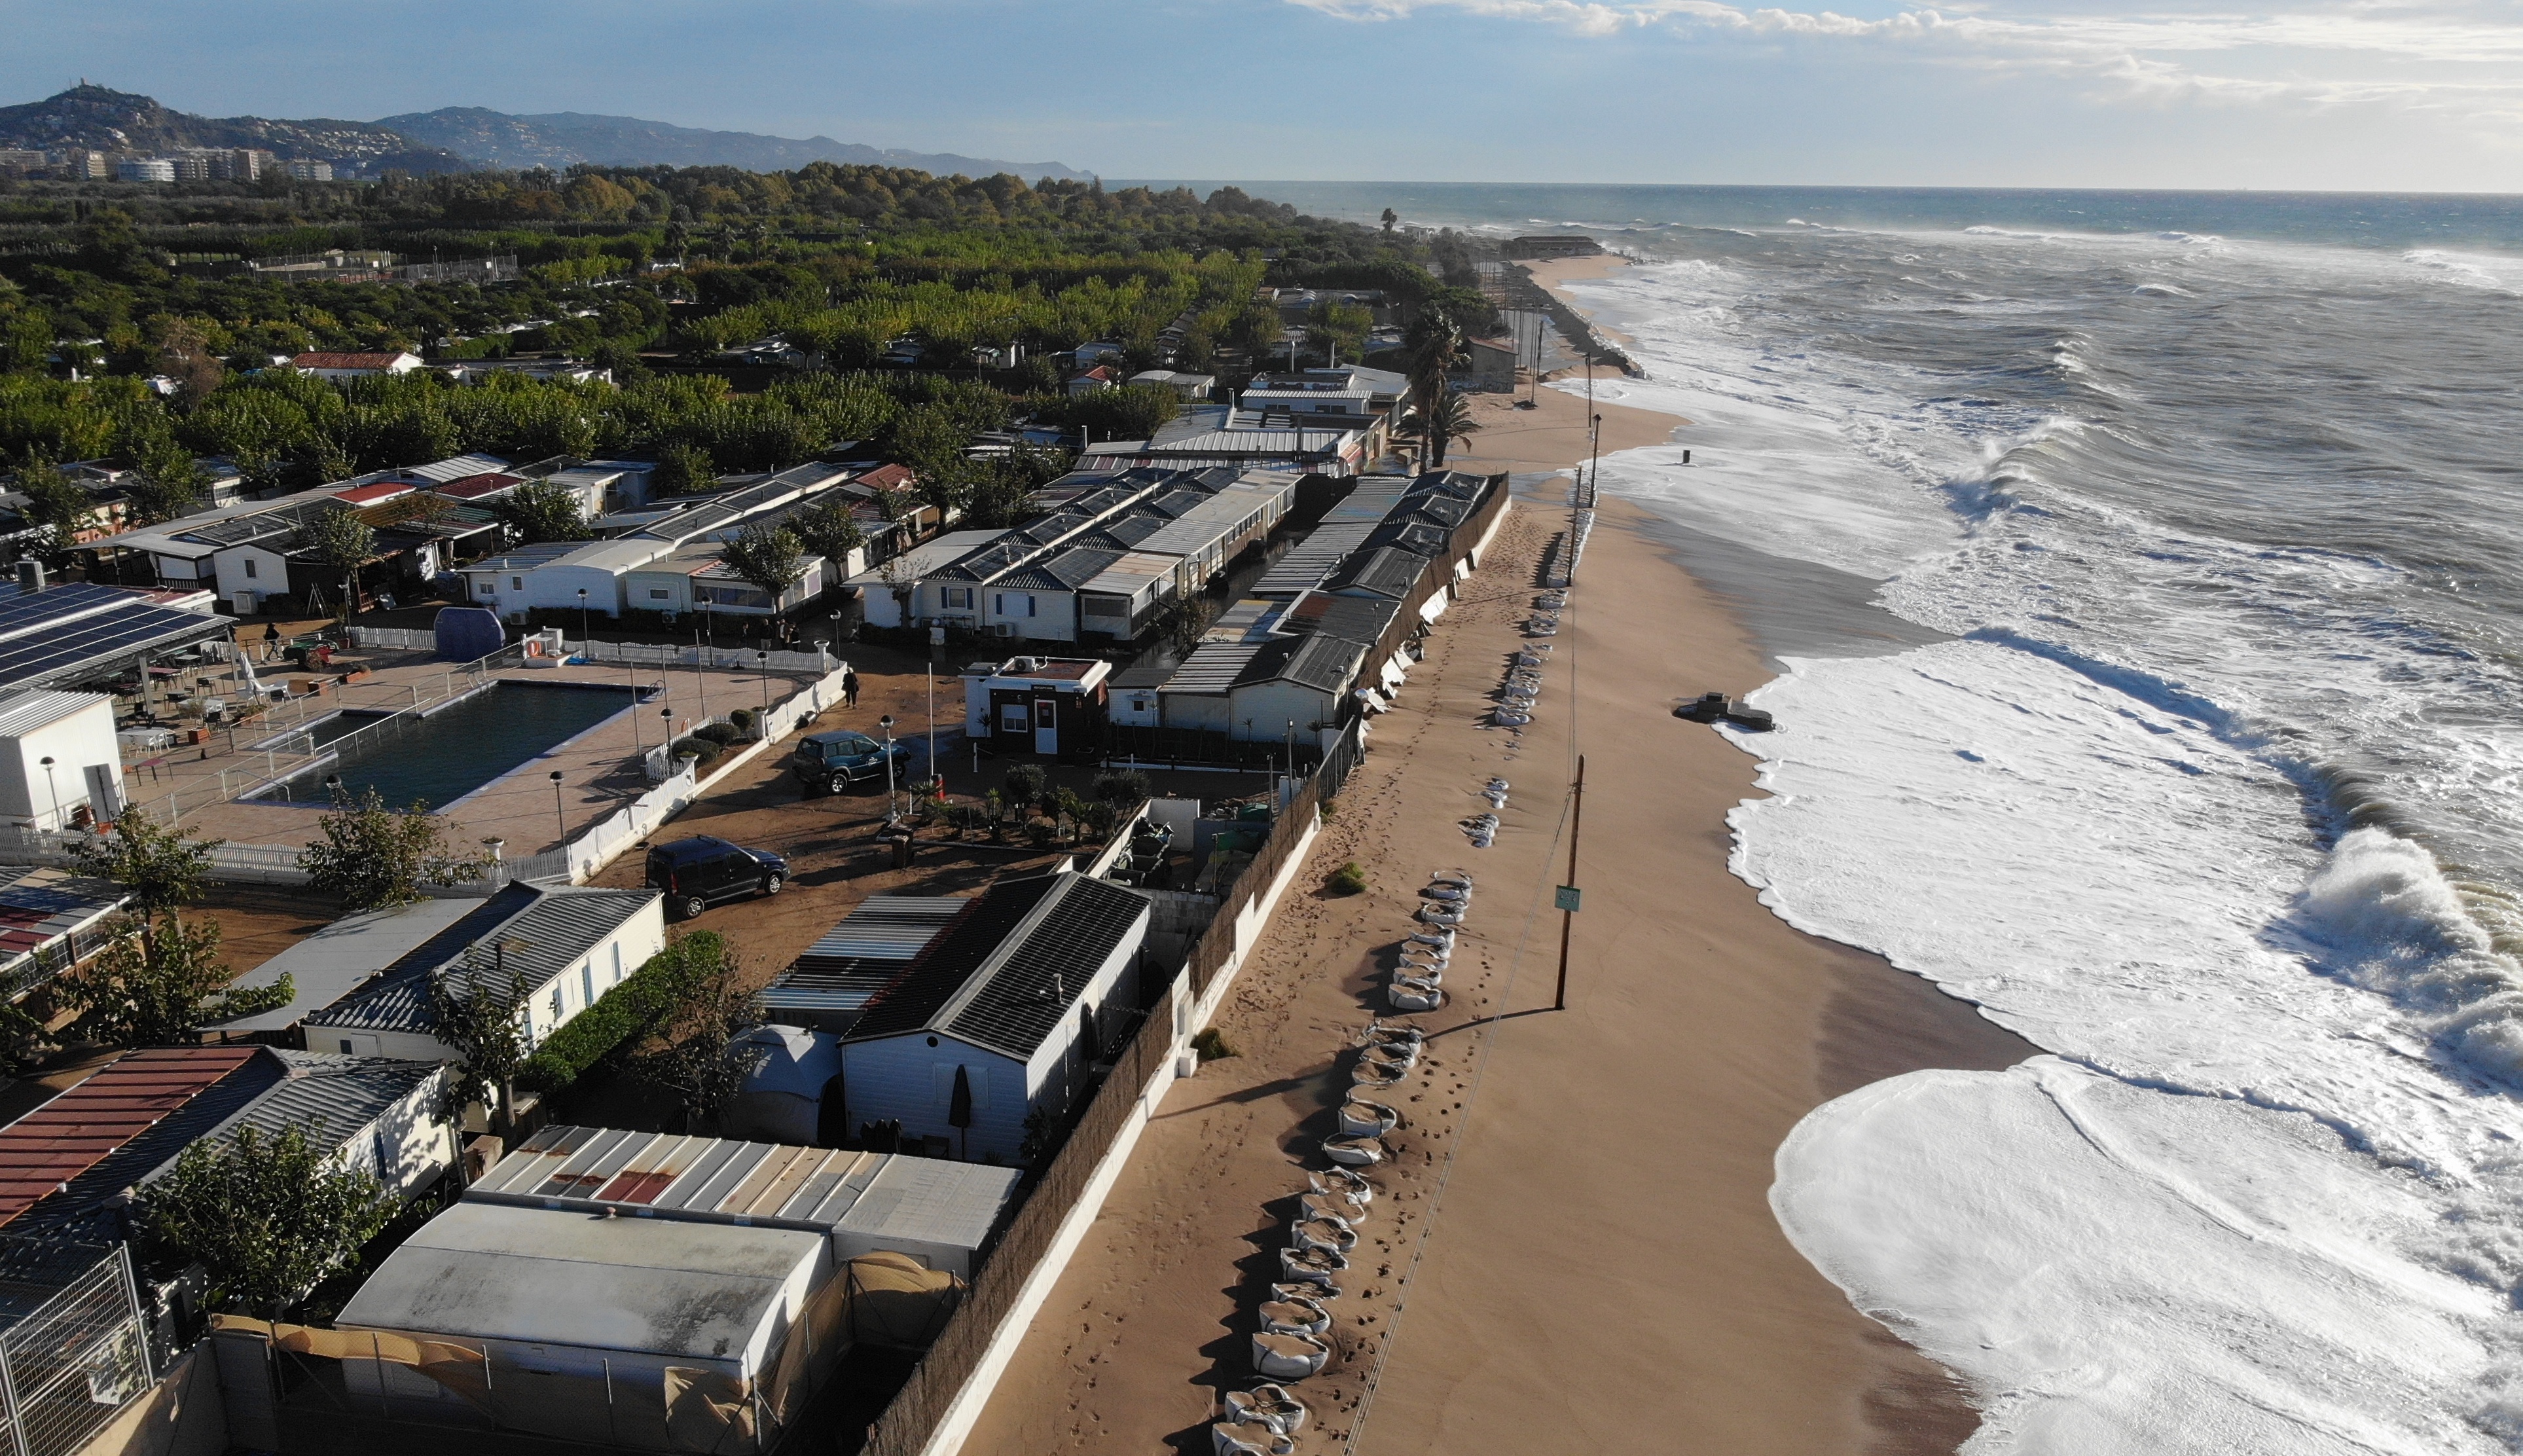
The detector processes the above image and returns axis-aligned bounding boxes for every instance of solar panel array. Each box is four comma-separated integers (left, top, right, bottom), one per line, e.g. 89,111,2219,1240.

0,587,231,693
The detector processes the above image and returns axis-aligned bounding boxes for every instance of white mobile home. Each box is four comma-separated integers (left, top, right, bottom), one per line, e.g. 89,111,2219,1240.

302,883,666,1062
841,870,1150,1162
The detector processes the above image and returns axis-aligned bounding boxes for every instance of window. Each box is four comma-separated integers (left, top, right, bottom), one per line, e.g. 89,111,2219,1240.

550,987,565,1023
243,558,257,579
581,963,594,1006
942,587,972,610
511,576,524,590
649,588,669,599
994,593,1036,617
611,943,623,984
479,581,494,596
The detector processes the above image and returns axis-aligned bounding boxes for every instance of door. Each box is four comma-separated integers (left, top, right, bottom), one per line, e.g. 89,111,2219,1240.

1034,698,1058,756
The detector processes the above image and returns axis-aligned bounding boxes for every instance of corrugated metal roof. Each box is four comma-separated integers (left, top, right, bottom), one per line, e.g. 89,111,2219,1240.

1077,551,1180,598
1242,634,1368,695
1326,546,1428,600
998,546,1122,592
0,865,128,981
767,896,971,1018
0,1047,263,1229
208,898,480,1035
1252,523,1376,598
938,873,1150,1061
0,689,109,738
460,541,581,574
846,876,1059,1045
466,1125,1017,1257
145,1051,442,1181
403,454,513,483
1162,640,1265,696
306,884,659,1035
843,530,1002,587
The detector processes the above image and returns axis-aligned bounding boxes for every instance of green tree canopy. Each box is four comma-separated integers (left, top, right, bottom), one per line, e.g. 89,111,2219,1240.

718,521,808,608
295,787,486,911
785,494,866,568
58,913,292,1047
429,966,532,1135
492,478,593,546
287,507,376,621
69,803,220,917
145,1122,394,1316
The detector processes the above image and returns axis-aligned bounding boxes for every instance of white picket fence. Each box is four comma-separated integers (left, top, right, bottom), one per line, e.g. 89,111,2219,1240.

346,626,438,651
571,639,838,675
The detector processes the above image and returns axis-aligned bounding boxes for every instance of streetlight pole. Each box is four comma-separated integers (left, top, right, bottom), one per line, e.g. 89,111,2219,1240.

549,769,566,845
757,649,771,733
37,755,58,832
575,587,589,657
926,664,936,798
879,714,898,824
695,600,711,720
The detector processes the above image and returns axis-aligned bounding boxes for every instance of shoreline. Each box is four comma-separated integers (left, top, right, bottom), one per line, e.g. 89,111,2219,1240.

951,275,2027,1456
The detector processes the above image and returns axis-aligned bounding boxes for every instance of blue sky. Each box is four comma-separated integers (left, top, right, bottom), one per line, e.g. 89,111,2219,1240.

3,0,2518,192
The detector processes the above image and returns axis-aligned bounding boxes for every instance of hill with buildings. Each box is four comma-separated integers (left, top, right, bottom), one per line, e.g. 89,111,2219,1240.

376,107,1095,181
0,84,469,176
0,86,1091,181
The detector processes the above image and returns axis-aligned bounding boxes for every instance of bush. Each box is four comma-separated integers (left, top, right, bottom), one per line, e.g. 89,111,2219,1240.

1002,762,1047,810
1081,800,1119,838
672,735,723,763
1326,861,1368,896
1190,1027,1239,1063
1026,818,1057,848
1091,769,1151,805
729,708,759,735
520,932,726,1093
694,722,741,746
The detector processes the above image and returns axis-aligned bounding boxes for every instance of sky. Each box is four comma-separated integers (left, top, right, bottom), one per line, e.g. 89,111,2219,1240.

3,0,2518,193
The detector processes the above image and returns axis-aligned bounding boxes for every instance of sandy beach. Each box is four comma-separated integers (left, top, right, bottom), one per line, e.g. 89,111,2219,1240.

954,279,2030,1455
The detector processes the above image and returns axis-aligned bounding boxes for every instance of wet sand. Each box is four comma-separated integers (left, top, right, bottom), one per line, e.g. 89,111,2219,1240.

951,305,2031,1455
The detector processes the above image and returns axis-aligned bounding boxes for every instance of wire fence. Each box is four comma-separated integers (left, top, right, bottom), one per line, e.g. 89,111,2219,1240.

0,1241,154,1456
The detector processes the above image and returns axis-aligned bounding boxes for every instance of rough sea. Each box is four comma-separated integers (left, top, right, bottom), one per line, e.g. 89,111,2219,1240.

1186,181,2523,1453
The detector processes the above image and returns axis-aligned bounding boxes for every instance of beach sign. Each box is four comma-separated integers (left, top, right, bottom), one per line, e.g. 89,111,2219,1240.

1555,886,1582,913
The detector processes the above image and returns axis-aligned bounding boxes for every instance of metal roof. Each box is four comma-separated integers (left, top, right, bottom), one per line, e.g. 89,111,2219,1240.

1363,519,1454,558
0,689,108,738
1251,523,1376,599
1163,640,1265,696
0,865,128,984
999,546,1123,592
1326,546,1428,600
0,1047,266,1229
305,884,659,1036
336,1199,824,1364
207,898,480,1035
145,1051,442,1181
465,1125,1017,1267
1076,551,1180,599
767,896,971,1020
460,541,582,574
1242,634,1368,696
846,876,1060,1046
1286,591,1402,651
0,584,231,695
1318,479,1409,524
401,453,513,483
843,530,1002,587
935,873,1149,1061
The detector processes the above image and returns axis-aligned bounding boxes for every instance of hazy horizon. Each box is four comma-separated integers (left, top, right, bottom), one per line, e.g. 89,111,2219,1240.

4,0,2520,194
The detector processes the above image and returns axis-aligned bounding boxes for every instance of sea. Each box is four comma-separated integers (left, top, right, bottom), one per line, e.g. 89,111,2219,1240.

1167,181,2523,1453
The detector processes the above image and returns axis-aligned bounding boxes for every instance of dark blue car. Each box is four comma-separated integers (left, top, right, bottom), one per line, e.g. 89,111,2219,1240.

645,836,788,920
793,729,912,796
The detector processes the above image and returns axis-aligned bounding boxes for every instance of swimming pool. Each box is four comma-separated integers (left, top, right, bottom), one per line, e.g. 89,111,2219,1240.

253,681,635,810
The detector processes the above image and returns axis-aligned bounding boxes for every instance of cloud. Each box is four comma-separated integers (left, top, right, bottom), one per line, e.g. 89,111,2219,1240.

1282,0,2523,120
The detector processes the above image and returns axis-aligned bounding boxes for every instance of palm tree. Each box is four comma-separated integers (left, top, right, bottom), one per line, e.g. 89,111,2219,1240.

1400,391,1483,470
1404,304,1466,460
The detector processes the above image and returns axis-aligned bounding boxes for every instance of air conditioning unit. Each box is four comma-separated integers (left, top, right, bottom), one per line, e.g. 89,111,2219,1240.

230,591,258,616
992,623,1019,638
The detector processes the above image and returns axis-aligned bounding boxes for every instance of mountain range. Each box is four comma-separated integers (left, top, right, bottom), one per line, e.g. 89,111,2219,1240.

0,85,1092,181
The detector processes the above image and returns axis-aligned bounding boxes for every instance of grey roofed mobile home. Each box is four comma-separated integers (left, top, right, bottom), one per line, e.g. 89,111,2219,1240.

143,1049,455,1199
204,898,481,1038
841,871,1152,1163
302,882,666,1059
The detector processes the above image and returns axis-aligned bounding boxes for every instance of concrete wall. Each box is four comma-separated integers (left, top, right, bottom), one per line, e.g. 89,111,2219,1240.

69,1345,225,1456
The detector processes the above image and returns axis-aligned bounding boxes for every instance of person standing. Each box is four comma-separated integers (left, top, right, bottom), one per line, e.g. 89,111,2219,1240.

843,667,860,708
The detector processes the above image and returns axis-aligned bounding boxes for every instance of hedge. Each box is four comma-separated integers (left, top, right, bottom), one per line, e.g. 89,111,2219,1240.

519,932,724,1093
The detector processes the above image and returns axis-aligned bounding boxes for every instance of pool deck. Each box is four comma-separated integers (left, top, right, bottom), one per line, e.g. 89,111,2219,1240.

137,647,818,856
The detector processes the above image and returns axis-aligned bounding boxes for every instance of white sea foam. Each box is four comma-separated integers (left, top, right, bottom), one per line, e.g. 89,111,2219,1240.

1552,227,2523,1450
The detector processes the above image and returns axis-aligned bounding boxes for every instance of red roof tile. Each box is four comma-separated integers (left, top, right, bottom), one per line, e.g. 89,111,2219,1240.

433,473,524,500
0,1047,257,1227
334,482,413,505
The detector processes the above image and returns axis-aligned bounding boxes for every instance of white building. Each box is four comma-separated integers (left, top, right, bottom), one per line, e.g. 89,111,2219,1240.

289,350,422,380
0,691,123,830
301,883,667,1062
840,869,1150,1163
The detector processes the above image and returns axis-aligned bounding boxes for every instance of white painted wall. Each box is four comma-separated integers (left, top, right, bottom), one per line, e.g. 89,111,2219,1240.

0,695,122,829
212,544,291,604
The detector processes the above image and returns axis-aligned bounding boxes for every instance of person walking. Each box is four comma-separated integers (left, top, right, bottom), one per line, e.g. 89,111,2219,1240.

843,667,860,709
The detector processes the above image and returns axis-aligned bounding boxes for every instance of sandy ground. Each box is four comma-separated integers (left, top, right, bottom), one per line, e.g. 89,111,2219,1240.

953,355,2030,1452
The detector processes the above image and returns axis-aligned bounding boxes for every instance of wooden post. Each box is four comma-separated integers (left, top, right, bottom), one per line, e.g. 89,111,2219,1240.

1555,755,1585,1011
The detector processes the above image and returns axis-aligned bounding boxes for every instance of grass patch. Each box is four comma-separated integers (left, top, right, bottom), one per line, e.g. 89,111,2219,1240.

1190,1027,1239,1062
1325,861,1368,896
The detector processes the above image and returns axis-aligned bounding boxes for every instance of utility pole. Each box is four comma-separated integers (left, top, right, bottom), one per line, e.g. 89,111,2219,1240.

1555,755,1586,1011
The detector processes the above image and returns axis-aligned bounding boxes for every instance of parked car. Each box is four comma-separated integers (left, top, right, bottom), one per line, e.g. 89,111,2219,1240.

793,729,913,796
646,836,789,920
